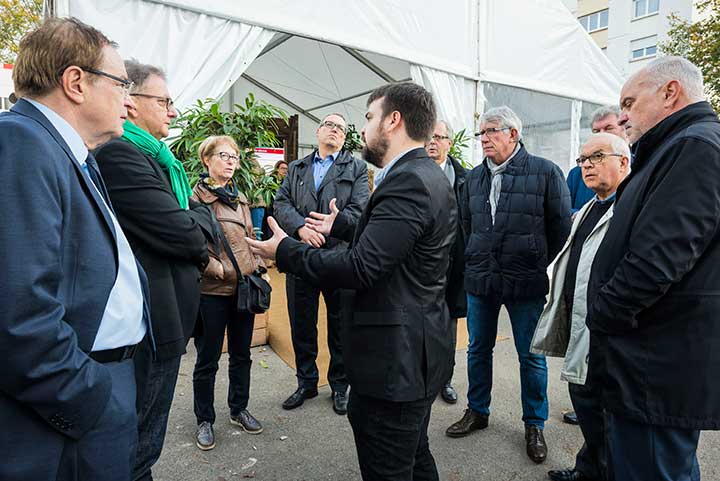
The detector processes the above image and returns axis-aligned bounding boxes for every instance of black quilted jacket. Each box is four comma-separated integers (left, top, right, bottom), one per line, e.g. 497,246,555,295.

460,145,571,301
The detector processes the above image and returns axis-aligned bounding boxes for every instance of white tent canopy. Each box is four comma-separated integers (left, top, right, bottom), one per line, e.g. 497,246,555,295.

53,0,623,170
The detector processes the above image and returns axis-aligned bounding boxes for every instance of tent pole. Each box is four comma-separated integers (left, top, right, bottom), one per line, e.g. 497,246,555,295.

241,73,321,124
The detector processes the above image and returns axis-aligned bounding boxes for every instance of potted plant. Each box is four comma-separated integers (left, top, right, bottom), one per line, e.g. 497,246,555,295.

168,94,288,230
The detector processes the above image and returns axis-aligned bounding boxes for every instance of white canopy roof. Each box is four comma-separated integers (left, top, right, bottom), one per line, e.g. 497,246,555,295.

54,0,624,166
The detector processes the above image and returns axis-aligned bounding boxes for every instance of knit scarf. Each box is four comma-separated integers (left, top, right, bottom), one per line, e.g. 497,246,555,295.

486,143,520,224
120,120,193,209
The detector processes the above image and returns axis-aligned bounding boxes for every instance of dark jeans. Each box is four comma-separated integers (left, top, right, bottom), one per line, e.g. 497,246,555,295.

193,294,255,423
466,293,548,427
132,339,182,481
286,273,347,392
607,413,701,481
347,391,439,481
569,379,609,480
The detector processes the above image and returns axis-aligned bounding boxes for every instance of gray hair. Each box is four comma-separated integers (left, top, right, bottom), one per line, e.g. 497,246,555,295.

436,120,454,140
585,132,631,160
644,56,704,102
124,59,166,92
590,105,621,126
480,106,523,140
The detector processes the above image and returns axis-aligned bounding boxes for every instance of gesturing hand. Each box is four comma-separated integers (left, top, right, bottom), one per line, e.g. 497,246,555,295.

305,198,339,237
246,217,288,261
298,225,326,248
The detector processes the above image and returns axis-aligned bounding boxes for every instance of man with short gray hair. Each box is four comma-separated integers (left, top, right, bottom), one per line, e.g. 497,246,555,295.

588,56,720,480
533,132,630,481
446,106,571,464
95,59,210,481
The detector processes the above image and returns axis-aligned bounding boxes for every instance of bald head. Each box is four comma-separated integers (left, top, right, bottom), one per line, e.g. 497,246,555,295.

619,56,705,144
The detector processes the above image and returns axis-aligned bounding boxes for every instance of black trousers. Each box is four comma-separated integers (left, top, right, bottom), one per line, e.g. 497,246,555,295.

193,294,255,424
347,391,439,481
569,373,609,480
286,273,347,392
446,317,457,385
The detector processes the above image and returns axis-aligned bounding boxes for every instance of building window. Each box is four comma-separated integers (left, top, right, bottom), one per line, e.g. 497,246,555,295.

630,35,658,60
633,0,659,19
579,9,609,32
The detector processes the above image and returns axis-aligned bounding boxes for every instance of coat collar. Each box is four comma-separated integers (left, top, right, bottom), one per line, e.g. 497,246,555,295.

193,179,249,205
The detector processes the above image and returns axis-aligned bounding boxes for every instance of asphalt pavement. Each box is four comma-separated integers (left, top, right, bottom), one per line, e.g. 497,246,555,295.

155,311,720,481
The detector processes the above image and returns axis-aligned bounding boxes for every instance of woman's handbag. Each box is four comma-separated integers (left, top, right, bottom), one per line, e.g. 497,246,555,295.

218,228,272,314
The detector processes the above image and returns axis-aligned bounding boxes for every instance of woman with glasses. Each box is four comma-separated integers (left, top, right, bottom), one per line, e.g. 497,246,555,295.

191,135,266,451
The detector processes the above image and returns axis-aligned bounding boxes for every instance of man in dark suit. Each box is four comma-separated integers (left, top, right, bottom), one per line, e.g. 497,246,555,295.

426,119,468,404
248,82,456,481
94,60,209,481
0,18,148,481
273,113,368,415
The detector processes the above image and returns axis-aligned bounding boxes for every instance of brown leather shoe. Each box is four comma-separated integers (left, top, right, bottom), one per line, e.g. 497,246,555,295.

445,409,488,437
525,425,548,463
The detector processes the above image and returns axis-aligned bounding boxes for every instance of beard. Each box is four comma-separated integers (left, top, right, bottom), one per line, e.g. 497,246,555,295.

362,130,389,168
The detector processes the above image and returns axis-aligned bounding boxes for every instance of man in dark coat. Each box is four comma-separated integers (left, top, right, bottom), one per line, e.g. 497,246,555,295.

248,82,456,481
0,18,149,481
587,56,720,481
273,113,369,415
426,119,468,404
446,106,571,464
94,60,209,481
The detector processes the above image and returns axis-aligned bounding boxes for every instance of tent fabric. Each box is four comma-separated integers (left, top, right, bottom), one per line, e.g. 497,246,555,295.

55,0,625,167
61,0,274,109
411,65,476,161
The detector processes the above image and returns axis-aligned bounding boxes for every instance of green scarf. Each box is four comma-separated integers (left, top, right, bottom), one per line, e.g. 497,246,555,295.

120,120,193,209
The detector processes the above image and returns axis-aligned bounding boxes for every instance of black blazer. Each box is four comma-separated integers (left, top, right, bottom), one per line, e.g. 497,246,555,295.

274,149,369,250
276,148,457,402
94,139,209,360
587,102,720,429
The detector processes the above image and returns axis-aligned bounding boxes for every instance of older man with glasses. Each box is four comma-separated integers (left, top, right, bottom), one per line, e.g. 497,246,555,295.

532,132,630,481
446,106,571,464
273,113,369,415
94,59,212,481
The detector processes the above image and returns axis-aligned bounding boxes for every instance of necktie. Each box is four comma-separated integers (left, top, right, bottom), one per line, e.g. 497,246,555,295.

83,153,113,208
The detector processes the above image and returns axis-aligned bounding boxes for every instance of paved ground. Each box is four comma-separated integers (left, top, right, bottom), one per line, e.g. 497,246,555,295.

155,312,720,481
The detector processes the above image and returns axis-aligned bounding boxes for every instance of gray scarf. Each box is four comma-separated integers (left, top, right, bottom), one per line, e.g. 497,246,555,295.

486,144,520,224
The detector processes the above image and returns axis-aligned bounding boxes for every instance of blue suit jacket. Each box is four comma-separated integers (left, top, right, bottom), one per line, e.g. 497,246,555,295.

0,99,150,448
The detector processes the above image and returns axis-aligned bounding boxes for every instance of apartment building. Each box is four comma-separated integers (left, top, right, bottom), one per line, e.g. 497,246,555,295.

562,0,703,77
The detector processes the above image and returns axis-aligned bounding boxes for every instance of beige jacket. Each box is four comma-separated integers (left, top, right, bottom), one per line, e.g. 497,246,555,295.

530,197,613,385
192,182,264,296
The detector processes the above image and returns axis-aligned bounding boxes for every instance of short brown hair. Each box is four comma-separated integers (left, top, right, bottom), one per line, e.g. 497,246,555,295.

198,135,239,166
13,17,116,98
367,82,436,142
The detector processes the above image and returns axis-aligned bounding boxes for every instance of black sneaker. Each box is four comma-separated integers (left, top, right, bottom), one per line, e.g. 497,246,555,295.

196,421,215,450
230,409,263,434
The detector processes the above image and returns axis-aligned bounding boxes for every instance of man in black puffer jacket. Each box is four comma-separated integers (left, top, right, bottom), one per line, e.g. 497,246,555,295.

446,106,571,465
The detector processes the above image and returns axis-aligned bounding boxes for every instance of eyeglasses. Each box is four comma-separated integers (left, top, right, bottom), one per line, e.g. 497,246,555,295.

431,134,450,141
81,67,134,94
213,151,239,163
576,152,623,166
320,120,347,134
130,93,175,112
477,127,511,137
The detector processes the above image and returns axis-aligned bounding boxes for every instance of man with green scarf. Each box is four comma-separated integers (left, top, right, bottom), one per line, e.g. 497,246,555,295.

94,60,209,481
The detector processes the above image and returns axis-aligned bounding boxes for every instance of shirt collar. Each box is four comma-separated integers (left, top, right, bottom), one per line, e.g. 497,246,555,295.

373,147,417,188
314,150,340,163
594,191,616,204
25,98,88,164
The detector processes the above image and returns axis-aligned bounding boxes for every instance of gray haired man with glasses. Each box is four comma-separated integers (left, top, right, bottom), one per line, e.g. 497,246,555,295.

273,112,369,415
94,59,211,481
533,132,629,481
447,106,571,464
